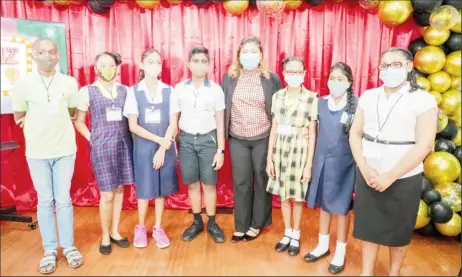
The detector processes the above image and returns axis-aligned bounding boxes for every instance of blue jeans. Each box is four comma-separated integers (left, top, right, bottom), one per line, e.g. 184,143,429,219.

26,154,76,253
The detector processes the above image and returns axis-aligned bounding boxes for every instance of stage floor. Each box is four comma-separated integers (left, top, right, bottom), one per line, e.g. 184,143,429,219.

1,207,460,276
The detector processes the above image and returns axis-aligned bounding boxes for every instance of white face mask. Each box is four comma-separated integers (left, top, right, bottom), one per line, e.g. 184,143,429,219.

143,64,162,78
284,74,304,88
239,53,261,70
379,68,408,88
327,80,350,97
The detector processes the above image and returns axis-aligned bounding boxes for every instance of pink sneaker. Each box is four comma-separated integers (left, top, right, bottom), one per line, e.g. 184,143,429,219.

152,226,171,249
133,225,147,248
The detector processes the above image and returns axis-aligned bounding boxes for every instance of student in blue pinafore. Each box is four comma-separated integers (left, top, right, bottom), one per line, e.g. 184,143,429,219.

304,62,357,275
123,49,180,249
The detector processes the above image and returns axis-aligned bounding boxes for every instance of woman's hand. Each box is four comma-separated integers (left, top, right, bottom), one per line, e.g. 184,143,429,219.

301,166,312,185
153,149,166,170
266,161,275,180
359,165,379,188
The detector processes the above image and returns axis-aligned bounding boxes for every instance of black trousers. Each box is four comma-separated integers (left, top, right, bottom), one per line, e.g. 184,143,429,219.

229,136,272,233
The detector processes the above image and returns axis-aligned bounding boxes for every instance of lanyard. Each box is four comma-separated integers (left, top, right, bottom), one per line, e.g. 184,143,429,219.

193,86,201,108
147,86,157,110
39,73,55,103
375,93,403,141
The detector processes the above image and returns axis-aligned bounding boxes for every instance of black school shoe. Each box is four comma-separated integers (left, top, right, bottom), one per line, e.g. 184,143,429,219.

275,236,291,252
182,221,204,242
288,239,300,256
110,237,130,248
99,243,112,255
304,249,331,262
207,221,225,243
328,262,345,275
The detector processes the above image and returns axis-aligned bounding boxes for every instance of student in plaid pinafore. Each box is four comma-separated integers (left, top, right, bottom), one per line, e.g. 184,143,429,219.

266,57,318,256
74,52,134,255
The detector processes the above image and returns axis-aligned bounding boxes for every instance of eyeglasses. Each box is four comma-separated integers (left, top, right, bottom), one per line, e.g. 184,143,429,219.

377,62,407,71
98,64,116,69
284,70,305,76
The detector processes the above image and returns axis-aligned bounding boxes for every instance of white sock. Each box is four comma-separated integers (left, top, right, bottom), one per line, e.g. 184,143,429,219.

279,228,292,244
331,241,347,266
290,229,300,247
310,233,329,256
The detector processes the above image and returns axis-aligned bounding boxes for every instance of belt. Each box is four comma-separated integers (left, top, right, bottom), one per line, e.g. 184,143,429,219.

363,134,415,145
180,129,216,136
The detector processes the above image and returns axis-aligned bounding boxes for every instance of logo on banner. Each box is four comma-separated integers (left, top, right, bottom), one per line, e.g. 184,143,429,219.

1,37,33,97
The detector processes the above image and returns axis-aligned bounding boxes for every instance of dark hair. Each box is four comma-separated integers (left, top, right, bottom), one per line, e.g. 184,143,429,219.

380,47,419,93
189,46,210,61
138,48,161,82
95,51,122,66
32,37,57,51
330,62,355,138
282,56,305,70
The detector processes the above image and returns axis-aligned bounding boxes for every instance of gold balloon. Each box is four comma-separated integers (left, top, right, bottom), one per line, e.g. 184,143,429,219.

449,114,461,127
167,0,182,4
429,5,459,31
378,1,413,26
285,0,302,10
451,10,461,33
223,0,249,15
256,0,286,18
424,152,461,185
427,71,452,93
419,26,428,36
359,0,379,10
429,90,443,105
451,76,461,89
55,0,73,5
414,46,447,74
440,89,461,117
423,26,451,46
435,182,461,212
135,0,160,9
444,50,461,77
435,212,461,236
416,76,431,91
453,128,461,146
437,110,449,133
415,200,431,229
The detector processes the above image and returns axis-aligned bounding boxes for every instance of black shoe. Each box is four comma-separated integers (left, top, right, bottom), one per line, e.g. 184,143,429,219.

328,263,345,275
182,221,204,242
110,237,129,248
207,221,225,243
231,233,245,243
99,243,112,255
243,229,260,242
304,249,331,263
275,236,291,252
288,239,300,256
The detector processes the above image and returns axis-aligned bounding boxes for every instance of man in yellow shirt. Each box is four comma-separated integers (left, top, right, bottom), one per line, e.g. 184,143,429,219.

12,38,83,274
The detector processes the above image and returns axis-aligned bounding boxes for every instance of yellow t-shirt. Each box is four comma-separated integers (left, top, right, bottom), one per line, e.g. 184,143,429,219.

12,71,79,159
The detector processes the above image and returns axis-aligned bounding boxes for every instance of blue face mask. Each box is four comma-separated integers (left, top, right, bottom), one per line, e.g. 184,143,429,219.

284,74,304,88
379,68,408,88
327,80,350,97
239,53,260,70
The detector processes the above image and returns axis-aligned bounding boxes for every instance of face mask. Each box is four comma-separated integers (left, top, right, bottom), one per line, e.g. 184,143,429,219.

328,80,350,97
284,74,304,88
98,67,117,82
143,64,162,78
379,68,408,88
239,53,260,70
190,64,209,77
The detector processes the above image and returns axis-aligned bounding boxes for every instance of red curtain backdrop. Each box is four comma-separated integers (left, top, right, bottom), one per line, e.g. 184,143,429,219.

0,0,419,211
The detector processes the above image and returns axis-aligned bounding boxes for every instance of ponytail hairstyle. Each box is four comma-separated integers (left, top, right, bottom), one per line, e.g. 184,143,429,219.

95,52,122,66
380,47,420,93
282,56,305,71
329,62,355,138
138,48,161,82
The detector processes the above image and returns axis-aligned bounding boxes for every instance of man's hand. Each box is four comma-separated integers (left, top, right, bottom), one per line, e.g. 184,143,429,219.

212,153,224,170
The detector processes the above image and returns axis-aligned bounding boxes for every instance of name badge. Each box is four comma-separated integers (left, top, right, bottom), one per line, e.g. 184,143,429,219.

145,108,161,124
277,124,291,135
106,107,122,121
45,101,59,115
340,112,348,124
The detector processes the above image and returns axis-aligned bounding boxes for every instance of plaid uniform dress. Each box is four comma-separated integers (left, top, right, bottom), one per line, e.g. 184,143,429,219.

266,87,318,201
88,85,134,192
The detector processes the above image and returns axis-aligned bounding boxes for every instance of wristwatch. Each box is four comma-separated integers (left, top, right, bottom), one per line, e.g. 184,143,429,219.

217,148,225,154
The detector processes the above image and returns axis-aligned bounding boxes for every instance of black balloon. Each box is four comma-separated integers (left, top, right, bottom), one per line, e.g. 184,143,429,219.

417,222,441,236
409,38,428,57
249,0,257,7
191,0,211,7
421,176,433,194
414,69,428,78
422,189,442,205
438,43,449,54
446,32,462,52
443,0,462,10
411,0,443,13
429,201,454,223
438,121,459,140
88,0,110,14
413,11,431,26
435,139,457,153
306,0,323,6
454,146,462,164
95,0,116,7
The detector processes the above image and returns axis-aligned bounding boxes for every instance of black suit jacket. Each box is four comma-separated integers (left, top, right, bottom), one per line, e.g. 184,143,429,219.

221,72,282,138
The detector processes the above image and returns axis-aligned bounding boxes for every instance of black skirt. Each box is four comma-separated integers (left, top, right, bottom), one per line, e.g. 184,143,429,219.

353,169,422,247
